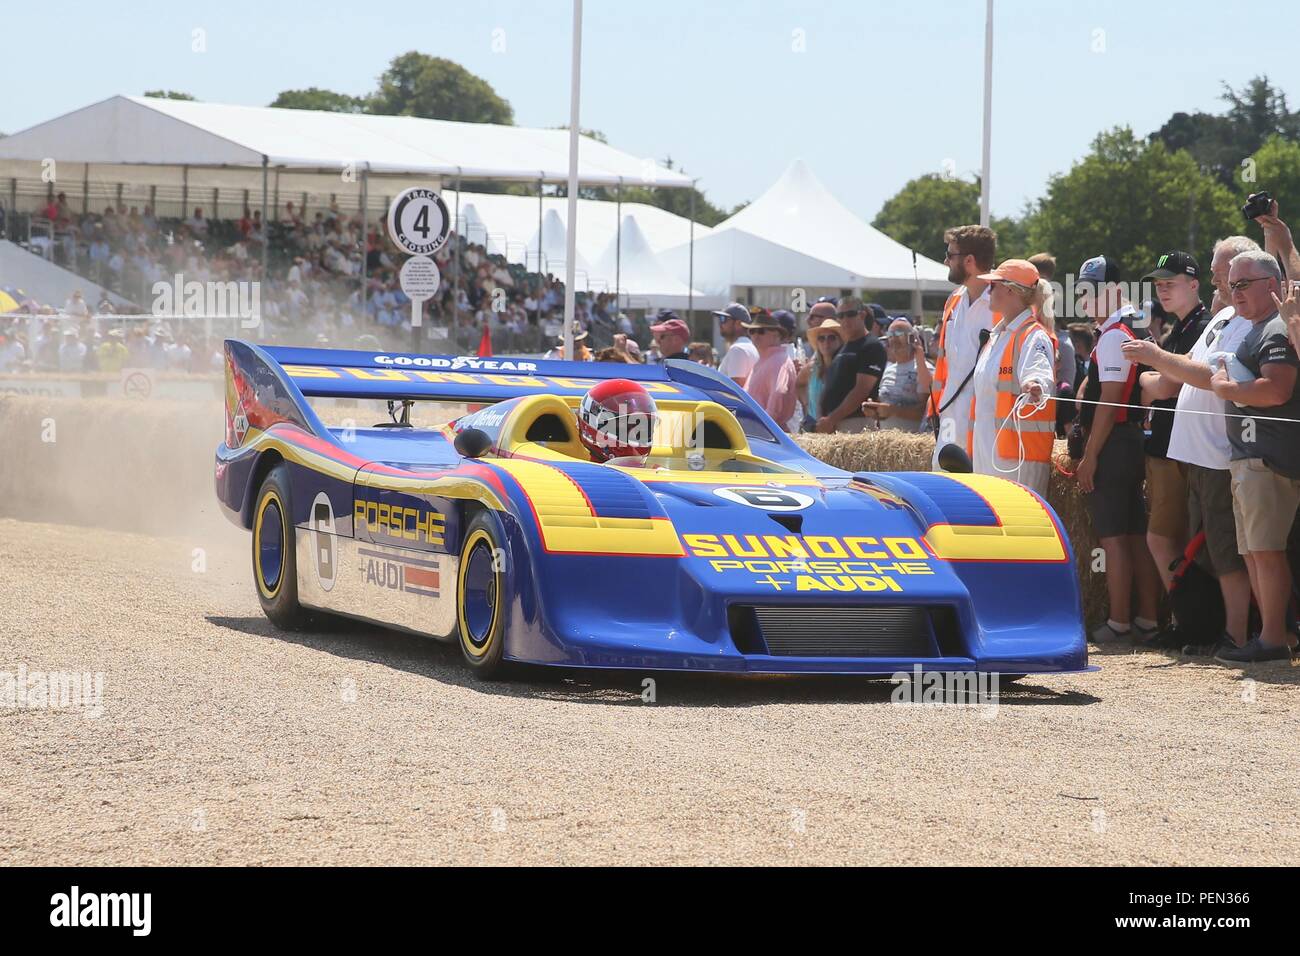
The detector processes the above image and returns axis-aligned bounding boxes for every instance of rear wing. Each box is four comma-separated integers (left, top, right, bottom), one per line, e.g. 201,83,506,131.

255,343,702,403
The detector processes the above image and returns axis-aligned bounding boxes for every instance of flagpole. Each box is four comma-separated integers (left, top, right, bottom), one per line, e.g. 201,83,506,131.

563,0,584,359
980,0,993,227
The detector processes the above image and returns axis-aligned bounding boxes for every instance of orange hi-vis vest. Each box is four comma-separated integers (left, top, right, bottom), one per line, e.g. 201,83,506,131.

929,286,1001,420
967,316,1056,463
928,289,964,418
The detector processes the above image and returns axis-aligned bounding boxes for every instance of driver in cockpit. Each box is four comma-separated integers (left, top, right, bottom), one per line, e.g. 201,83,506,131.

575,378,658,464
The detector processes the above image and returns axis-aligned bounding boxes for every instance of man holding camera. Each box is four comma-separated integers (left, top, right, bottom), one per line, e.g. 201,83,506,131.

1206,250,1300,662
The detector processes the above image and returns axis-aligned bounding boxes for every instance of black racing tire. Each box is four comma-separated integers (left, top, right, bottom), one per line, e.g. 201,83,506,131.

456,510,510,679
252,464,309,629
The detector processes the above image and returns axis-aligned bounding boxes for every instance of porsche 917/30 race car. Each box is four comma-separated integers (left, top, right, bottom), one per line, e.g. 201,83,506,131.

214,340,1087,679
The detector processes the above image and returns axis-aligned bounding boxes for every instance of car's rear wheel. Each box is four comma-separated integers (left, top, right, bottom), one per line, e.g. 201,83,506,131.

457,511,509,678
253,464,308,628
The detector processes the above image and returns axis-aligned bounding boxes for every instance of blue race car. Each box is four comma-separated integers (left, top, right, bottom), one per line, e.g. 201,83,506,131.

215,340,1087,679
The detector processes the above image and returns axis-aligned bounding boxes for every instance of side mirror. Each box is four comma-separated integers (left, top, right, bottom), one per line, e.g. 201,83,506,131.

937,443,973,474
454,428,493,459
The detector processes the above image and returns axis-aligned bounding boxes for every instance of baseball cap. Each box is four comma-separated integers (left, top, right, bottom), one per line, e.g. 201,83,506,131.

1143,251,1200,281
1077,255,1121,285
650,316,689,337
976,258,1040,289
865,303,888,322
711,302,749,323
772,309,797,336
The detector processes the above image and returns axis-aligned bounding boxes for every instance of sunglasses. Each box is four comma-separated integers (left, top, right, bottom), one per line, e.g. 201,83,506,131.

1228,277,1271,292
943,249,967,261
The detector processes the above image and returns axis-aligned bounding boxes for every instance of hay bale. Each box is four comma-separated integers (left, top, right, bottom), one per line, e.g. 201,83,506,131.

795,432,1105,624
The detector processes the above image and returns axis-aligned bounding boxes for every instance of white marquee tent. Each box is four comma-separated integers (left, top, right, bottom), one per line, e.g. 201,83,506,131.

0,95,693,188
661,159,951,304
592,216,723,311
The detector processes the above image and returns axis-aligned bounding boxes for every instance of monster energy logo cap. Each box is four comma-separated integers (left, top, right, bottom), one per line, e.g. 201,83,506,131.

1143,250,1200,281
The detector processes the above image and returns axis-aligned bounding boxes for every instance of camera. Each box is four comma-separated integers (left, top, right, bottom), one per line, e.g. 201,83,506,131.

1242,191,1273,221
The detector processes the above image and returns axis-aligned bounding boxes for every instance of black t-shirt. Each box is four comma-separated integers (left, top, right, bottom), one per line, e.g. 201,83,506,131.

1146,302,1211,458
819,335,887,418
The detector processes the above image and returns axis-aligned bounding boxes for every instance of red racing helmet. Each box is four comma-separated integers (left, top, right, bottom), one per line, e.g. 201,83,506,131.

576,378,658,461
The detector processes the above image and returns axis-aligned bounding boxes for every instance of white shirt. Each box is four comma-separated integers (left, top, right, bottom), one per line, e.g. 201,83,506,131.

968,309,1056,495
718,336,759,382
1094,306,1139,383
931,285,995,464
1167,307,1251,471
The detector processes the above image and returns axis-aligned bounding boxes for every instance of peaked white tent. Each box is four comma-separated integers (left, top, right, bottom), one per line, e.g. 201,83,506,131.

527,209,591,279
661,159,951,299
592,215,721,310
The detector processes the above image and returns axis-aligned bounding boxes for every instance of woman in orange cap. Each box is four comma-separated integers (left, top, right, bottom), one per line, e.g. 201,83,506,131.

967,259,1057,495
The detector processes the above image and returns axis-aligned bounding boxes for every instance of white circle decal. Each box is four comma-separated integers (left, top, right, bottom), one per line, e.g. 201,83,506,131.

713,487,815,511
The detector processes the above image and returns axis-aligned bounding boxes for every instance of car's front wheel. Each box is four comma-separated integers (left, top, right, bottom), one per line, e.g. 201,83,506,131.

252,464,308,629
456,511,509,678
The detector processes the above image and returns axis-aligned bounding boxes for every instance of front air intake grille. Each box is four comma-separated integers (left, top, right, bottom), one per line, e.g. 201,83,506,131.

734,605,940,658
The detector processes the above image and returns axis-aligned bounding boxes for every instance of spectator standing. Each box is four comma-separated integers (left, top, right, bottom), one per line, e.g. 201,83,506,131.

743,311,797,429
929,225,998,460
815,296,886,434
687,342,716,366
58,329,86,371
966,260,1056,494
863,318,935,434
1122,237,1259,652
1208,250,1300,663
713,302,758,386
1073,255,1162,644
799,318,842,432
649,312,691,362
96,329,128,373
796,301,837,424
1136,252,1213,598
772,309,805,432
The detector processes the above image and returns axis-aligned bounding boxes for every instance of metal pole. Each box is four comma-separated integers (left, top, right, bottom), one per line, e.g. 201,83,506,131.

360,163,370,321
260,156,269,285
688,181,696,319
454,168,462,331
537,177,544,273
615,178,622,311
979,0,993,227
562,0,584,361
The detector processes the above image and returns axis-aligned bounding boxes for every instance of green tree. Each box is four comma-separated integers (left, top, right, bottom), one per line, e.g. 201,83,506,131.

270,87,366,113
1247,135,1300,233
873,174,980,263
1028,127,1238,287
1151,76,1299,187
143,90,195,100
872,173,1030,264
369,52,514,125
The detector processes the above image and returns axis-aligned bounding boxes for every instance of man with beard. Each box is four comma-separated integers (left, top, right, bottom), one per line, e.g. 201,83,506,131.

928,225,998,463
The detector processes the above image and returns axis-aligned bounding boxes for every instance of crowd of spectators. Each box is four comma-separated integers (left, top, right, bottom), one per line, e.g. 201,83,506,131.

5,190,639,369
923,210,1300,666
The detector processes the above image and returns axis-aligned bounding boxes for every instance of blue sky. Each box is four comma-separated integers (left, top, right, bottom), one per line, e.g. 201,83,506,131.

5,0,1296,221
